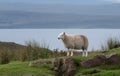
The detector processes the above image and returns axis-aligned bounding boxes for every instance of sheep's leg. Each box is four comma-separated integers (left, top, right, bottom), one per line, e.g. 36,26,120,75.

67,49,70,56
82,51,85,56
83,51,86,57
67,51,70,56
70,50,73,56
85,50,88,57
85,51,88,57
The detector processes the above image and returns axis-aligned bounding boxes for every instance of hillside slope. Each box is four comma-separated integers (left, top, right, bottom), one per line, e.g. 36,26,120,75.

0,44,120,76
74,47,120,76
0,41,26,51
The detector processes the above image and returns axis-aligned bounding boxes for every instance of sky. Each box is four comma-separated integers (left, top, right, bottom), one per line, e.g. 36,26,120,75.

0,0,120,50
0,0,120,5
0,0,120,28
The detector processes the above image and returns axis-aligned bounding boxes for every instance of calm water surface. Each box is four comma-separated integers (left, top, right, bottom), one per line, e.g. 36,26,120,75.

0,29,120,51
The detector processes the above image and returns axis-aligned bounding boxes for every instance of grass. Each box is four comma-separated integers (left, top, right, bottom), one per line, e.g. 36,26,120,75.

0,61,54,76
0,48,120,76
74,47,120,76
1,37,120,76
101,37,120,51
75,64,120,76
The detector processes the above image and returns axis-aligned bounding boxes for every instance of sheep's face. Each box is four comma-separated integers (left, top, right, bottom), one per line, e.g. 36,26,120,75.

58,32,65,40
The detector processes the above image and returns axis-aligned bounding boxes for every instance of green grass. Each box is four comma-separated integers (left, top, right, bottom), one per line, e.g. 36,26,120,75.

75,64,120,76
0,48,120,76
72,47,120,62
101,36,120,51
0,61,54,76
74,47,120,76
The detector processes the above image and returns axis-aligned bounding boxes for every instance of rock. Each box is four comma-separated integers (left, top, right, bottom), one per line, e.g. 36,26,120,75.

80,55,106,68
53,57,76,76
52,58,63,76
106,54,120,64
80,54,120,68
62,57,76,76
29,60,52,67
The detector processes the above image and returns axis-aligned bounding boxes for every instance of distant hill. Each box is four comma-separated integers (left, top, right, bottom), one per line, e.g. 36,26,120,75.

0,41,26,51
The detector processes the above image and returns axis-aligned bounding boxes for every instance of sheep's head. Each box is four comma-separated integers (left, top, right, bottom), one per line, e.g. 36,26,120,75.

58,32,66,40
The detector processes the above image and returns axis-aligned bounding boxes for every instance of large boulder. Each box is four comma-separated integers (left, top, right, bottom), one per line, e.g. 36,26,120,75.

53,57,76,76
106,54,120,64
80,55,106,68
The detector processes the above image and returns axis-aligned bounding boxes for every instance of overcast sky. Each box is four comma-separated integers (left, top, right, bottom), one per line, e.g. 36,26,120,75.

0,0,120,5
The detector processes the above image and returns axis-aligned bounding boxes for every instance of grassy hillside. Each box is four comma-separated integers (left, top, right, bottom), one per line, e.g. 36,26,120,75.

0,41,26,50
74,47,120,76
0,47,120,76
0,61,54,76
0,41,54,63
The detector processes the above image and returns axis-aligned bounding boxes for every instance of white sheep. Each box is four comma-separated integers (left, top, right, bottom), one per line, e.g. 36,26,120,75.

58,32,88,57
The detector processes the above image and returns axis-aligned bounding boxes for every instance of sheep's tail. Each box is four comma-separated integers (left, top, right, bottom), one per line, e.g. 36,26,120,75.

81,35,88,51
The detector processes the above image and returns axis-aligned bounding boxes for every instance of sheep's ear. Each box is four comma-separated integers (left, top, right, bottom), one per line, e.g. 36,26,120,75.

63,32,65,35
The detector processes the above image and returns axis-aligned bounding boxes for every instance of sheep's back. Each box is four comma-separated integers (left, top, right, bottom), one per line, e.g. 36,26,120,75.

63,34,88,50
73,35,85,49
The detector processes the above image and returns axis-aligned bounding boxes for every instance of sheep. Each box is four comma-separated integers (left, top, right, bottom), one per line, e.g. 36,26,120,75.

58,32,88,57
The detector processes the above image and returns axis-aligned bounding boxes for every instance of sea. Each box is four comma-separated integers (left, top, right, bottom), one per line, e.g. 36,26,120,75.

0,29,120,51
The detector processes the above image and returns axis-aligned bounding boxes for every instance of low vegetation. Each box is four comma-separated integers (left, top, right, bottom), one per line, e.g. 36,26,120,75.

0,47,120,76
72,47,120,76
0,49,10,64
0,36,120,76
25,40,53,60
101,36,120,51
0,40,68,64
0,61,54,76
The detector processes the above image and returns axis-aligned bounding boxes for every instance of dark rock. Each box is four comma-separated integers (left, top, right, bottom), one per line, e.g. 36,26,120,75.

106,54,120,64
80,55,106,68
29,60,52,67
62,58,76,76
53,58,63,76
53,57,76,76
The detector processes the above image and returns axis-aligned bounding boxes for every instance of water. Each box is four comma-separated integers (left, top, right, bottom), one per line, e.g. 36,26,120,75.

0,29,120,51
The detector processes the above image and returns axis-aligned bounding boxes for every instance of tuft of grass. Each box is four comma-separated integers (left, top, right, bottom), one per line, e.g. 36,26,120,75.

24,40,53,61
101,37,120,51
0,49,10,64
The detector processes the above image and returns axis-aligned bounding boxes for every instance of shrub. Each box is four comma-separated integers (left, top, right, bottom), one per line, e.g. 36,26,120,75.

101,37,120,51
25,40,53,61
0,40,54,62
0,49,10,64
